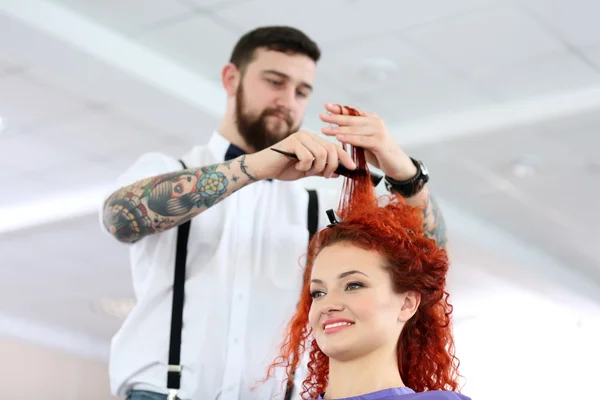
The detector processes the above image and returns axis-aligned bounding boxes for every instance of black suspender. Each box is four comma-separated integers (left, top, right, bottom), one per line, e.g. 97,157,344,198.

167,162,319,400
307,189,319,243
166,160,191,400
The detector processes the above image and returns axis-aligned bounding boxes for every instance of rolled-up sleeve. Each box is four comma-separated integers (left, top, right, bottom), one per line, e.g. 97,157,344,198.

98,152,181,235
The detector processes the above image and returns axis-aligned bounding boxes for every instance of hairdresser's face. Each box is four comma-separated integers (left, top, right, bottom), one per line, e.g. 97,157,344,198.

308,242,411,362
234,48,316,151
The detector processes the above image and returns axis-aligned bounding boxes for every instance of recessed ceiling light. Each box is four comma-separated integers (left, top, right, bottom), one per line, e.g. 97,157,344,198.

512,163,535,178
585,160,600,174
511,154,542,178
92,298,136,319
0,116,6,134
356,58,398,84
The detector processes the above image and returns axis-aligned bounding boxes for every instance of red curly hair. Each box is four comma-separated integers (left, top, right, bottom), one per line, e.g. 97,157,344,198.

266,135,460,399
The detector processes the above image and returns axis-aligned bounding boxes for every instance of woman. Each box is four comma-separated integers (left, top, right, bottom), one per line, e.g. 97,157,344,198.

266,144,470,400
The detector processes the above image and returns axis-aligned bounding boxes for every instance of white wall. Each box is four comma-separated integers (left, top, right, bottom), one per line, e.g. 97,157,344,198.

0,336,113,400
455,296,600,399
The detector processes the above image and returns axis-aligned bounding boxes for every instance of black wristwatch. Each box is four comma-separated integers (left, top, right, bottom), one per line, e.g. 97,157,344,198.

384,158,429,197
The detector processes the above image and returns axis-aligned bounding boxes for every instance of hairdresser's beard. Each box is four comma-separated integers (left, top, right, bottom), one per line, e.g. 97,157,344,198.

234,85,300,153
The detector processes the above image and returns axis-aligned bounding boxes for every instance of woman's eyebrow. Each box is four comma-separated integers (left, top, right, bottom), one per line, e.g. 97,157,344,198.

311,270,369,284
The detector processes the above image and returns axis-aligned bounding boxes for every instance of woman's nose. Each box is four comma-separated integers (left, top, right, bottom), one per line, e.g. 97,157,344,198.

321,297,345,315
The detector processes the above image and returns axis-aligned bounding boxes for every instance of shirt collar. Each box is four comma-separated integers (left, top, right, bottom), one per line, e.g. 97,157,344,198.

224,142,245,161
207,131,232,161
207,131,272,181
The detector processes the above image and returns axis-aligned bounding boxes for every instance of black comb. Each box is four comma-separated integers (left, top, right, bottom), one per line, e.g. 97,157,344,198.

270,148,383,187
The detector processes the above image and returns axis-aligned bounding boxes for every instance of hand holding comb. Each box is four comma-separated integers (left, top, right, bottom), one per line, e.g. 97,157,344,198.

270,147,383,187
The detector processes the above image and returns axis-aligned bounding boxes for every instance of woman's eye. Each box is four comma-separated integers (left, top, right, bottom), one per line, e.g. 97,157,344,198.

346,282,364,291
310,290,325,299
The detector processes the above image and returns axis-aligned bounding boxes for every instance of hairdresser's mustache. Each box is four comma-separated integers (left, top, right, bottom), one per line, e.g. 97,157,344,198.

263,107,293,126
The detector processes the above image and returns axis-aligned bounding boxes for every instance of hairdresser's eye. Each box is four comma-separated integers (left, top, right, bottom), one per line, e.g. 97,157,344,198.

296,89,309,98
310,289,325,299
267,79,282,86
345,282,364,291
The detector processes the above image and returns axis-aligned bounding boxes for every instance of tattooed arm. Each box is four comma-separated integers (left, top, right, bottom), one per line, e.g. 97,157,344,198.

102,154,259,243
404,186,448,250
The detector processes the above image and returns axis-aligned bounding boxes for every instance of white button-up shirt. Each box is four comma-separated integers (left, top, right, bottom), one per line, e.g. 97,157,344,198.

101,132,336,399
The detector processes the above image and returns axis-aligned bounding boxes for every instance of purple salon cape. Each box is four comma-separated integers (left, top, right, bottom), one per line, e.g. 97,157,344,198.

315,387,471,400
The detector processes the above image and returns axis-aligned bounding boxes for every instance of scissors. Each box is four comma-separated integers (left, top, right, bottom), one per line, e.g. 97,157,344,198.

270,148,383,187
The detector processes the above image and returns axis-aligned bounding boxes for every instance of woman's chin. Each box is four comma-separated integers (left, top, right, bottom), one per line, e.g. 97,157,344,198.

319,341,360,363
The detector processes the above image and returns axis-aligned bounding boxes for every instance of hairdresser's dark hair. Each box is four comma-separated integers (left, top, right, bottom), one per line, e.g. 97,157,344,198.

229,26,320,71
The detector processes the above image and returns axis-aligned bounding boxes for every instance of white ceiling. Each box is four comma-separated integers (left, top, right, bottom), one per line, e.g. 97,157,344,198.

1,0,600,392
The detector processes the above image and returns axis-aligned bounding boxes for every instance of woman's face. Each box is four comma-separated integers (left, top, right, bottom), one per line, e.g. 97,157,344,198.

171,174,198,198
308,242,418,362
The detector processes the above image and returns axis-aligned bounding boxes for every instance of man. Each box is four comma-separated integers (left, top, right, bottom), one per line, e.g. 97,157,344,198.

101,26,447,400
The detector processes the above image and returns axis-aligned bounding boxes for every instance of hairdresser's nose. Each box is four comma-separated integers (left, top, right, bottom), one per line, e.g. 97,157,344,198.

275,85,296,111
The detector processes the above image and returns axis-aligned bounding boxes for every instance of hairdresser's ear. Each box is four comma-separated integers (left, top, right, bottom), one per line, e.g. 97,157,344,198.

221,63,240,97
397,291,421,323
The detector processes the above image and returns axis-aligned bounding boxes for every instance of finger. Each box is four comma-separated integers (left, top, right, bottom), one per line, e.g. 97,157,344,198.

298,135,328,174
335,145,357,171
323,142,340,178
324,102,342,114
319,112,368,126
335,134,374,148
310,135,349,177
293,143,315,172
321,125,374,136
325,103,365,116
